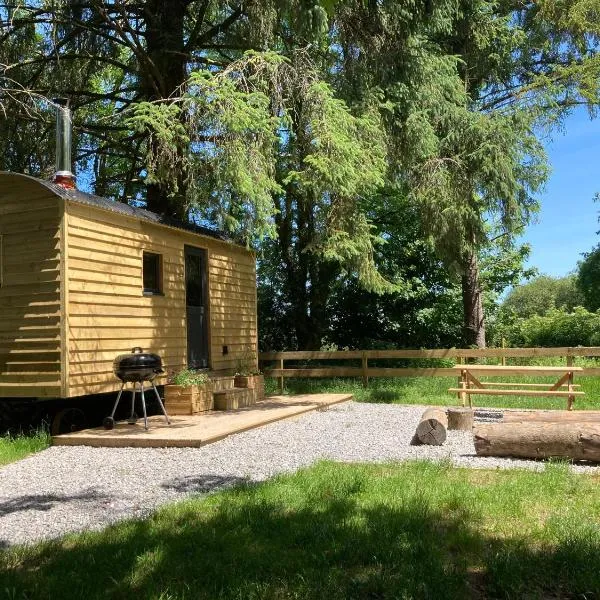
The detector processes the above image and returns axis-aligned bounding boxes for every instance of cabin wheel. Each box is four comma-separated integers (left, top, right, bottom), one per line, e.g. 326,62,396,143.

51,407,88,435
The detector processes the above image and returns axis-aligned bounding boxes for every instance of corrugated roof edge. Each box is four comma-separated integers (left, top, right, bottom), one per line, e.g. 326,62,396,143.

1,172,233,244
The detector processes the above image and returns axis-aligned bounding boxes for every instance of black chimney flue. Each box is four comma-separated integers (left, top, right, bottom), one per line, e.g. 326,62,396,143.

52,98,76,189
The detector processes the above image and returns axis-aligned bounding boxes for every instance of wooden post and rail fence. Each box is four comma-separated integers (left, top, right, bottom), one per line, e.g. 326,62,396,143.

259,347,600,394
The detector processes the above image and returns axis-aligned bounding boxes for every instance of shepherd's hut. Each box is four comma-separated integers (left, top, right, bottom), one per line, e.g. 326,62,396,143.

0,103,257,405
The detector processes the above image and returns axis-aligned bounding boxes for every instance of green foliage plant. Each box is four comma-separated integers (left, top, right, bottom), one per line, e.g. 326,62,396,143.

341,0,600,346
169,369,209,388
501,275,584,320
500,307,600,348
577,244,600,312
4,0,600,354
235,348,260,377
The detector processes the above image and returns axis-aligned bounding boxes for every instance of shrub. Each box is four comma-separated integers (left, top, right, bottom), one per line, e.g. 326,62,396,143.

170,369,209,387
502,307,600,347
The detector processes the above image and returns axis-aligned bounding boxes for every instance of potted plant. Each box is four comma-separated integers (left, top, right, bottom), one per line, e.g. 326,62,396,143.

164,369,213,414
234,348,264,401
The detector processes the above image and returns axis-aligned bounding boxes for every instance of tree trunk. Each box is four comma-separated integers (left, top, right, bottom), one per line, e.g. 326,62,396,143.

274,106,338,351
461,249,486,348
413,408,448,445
447,407,474,430
502,410,600,423
290,261,336,350
277,205,327,351
142,0,189,218
474,422,600,461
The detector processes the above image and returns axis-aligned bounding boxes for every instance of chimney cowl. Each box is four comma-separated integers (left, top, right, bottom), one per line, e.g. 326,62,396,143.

52,98,76,190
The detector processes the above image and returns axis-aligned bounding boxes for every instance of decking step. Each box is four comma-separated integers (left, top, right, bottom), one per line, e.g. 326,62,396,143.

213,387,256,410
209,376,237,392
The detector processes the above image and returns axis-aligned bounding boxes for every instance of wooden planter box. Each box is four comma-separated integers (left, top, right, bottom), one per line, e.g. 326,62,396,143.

234,374,264,401
164,384,213,415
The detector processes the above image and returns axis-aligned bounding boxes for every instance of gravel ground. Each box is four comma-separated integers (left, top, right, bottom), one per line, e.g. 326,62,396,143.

1,401,599,547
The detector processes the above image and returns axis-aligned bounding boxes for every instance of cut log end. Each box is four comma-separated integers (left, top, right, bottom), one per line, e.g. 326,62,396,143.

415,408,448,446
447,408,474,431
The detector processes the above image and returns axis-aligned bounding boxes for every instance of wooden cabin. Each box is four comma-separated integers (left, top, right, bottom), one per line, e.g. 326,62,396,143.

0,172,257,399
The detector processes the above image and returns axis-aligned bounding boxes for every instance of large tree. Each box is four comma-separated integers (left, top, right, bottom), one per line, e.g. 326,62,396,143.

1,2,398,349
0,0,280,214
503,275,584,319
435,0,600,346
330,0,600,347
578,245,600,312
3,0,599,351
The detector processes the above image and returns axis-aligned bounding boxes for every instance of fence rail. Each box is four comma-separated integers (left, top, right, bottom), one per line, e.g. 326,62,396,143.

258,347,600,392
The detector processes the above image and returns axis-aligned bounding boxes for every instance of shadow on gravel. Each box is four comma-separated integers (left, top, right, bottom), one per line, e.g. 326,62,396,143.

2,462,600,599
0,490,112,516
161,473,247,494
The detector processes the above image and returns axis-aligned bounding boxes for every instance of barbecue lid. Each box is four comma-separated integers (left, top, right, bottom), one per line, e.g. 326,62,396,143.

113,347,163,370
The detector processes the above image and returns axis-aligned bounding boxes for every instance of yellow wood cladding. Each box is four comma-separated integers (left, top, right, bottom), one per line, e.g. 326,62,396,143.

0,175,63,397
0,172,257,399
65,201,257,397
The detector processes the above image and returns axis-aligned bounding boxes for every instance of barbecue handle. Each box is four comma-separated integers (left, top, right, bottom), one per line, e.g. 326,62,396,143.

131,346,144,353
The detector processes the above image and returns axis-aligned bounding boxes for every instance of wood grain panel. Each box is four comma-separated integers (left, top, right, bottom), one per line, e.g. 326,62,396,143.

65,203,257,394
2,184,255,396
0,319,60,332
69,315,186,328
69,348,184,361
0,199,58,216
0,385,62,397
0,176,63,398
1,362,61,373
69,295,186,308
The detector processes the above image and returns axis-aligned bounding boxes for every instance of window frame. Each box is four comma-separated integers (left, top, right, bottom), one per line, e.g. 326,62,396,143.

142,251,163,296
0,235,3,288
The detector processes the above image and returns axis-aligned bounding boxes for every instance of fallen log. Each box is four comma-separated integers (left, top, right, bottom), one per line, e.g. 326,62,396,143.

414,408,448,445
447,408,474,431
473,422,600,461
502,410,600,423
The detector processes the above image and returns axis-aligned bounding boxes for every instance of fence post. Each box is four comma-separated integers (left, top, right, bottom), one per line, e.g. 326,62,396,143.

501,338,507,366
279,357,284,394
566,354,574,368
362,351,369,388
456,356,463,400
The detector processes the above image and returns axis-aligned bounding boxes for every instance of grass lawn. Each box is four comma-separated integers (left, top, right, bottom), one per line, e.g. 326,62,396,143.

0,429,51,467
267,375,600,409
266,356,600,410
2,460,600,599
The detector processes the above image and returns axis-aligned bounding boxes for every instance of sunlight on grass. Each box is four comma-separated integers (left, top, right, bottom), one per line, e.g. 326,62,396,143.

0,429,51,467
2,461,600,599
266,355,600,410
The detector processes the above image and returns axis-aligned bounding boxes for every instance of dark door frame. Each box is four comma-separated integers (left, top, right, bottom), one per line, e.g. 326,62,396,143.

184,245,210,369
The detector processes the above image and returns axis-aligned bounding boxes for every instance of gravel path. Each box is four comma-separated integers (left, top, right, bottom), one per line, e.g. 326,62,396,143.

1,402,599,547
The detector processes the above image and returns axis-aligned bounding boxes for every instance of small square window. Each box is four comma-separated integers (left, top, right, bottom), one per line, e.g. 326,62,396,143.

143,252,162,295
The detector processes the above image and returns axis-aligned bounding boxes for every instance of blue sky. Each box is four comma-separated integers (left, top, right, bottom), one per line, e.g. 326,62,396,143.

521,107,600,278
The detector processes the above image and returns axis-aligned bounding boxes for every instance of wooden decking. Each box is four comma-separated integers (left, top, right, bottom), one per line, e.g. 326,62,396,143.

53,393,353,448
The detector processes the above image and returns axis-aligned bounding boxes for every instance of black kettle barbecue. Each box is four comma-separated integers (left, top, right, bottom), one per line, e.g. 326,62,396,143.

113,346,163,382
104,347,171,430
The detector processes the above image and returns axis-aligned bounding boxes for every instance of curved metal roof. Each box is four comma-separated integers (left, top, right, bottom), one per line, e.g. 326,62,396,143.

0,172,232,243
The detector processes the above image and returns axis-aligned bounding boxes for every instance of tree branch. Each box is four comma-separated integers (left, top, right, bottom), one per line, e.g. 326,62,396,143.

185,0,210,51
197,7,243,45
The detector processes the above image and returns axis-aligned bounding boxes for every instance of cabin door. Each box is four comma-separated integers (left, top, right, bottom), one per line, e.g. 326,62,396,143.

185,246,209,369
